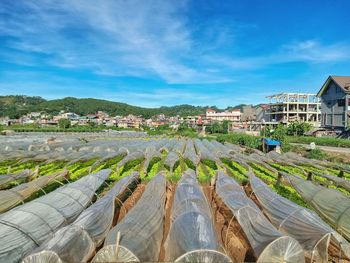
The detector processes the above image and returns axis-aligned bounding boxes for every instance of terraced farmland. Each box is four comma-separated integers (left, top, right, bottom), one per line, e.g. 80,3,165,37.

0,132,349,263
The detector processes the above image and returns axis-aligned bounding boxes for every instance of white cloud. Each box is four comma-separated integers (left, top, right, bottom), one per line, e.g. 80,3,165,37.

205,39,350,70
0,0,235,84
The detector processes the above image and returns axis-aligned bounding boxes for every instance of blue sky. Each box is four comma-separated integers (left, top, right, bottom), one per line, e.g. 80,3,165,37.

0,0,349,108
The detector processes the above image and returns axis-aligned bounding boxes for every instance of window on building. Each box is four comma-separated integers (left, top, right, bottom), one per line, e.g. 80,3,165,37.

338,99,345,107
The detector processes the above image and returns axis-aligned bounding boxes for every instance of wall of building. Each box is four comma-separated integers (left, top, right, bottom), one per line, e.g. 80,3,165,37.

320,80,346,128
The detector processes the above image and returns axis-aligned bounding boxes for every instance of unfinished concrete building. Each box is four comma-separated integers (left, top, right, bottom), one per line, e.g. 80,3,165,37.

266,93,321,127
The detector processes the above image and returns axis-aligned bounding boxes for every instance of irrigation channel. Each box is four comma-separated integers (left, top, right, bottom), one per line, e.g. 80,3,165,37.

0,132,349,263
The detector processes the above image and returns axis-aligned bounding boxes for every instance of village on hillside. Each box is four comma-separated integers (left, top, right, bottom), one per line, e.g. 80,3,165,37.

1,75,350,137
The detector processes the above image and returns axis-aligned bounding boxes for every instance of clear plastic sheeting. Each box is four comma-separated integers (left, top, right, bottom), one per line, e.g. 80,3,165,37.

22,173,139,263
165,169,232,263
287,174,350,242
94,172,166,262
117,151,144,170
215,171,304,263
0,169,34,188
0,169,111,263
312,171,350,192
73,173,140,246
194,139,220,163
250,174,350,262
202,139,229,159
143,146,161,173
0,170,68,213
23,226,95,263
183,140,200,166
164,151,179,172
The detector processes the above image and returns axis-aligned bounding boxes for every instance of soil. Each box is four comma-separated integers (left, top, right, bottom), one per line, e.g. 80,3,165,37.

113,183,146,225
158,183,176,261
203,185,255,263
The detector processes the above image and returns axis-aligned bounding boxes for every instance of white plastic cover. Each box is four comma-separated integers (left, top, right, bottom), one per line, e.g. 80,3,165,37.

0,169,111,263
215,171,305,262
165,169,232,263
22,172,139,263
94,172,166,262
250,174,350,262
287,174,350,242
0,170,67,213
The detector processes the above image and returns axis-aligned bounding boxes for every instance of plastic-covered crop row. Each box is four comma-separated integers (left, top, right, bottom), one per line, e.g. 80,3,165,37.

22,172,140,263
0,169,34,189
202,140,229,159
215,171,304,262
172,139,186,154
165,169,231,262
210,140,235,156
0,169,111,263
284,152,349,172
223,142,243,153
315,172,350,192
250,174,350,262
183,140,200,166
143,146,161,173
116,151,145,170
0,170,68,213
194,139,220,163
287,175,350,242
93,172,166,262
164,151,179,173
160,139,176,153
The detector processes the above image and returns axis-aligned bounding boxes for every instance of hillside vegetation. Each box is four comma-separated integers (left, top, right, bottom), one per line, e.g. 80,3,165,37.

0,95,204,118
0,95,256,118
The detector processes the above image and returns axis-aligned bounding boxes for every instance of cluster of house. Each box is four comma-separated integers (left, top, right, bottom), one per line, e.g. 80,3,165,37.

0,111,176,129
1,75,349,132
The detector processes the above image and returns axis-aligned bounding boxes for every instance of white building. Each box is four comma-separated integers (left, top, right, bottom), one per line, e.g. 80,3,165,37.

206,108,241,122
266,93,321,127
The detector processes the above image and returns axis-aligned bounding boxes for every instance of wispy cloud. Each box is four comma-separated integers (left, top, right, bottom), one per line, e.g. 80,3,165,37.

0,0,235,84
205,39,350,70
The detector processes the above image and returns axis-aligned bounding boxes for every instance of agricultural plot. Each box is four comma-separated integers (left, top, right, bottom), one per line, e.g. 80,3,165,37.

0,133,349,262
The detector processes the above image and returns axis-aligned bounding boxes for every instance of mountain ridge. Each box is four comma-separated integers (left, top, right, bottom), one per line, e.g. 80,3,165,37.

0,95,259,119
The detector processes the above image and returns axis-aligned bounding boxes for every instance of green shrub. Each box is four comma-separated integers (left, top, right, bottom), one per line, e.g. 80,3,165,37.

217,133,261,149
305,149,327,160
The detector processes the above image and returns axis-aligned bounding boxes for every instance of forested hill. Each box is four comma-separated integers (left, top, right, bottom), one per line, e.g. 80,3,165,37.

0,95,201,118
0,95,252,118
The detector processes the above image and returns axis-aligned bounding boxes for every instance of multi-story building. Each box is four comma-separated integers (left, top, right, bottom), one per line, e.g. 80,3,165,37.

266,93,321,127
205,108,241,122
317,75,350,130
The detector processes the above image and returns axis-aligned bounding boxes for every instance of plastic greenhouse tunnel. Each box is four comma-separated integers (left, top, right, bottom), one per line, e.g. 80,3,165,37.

164,151,179,173
0,169,111,263
164,169,232,263
215,171,305,263
0,169,68,213
22,172,140,263
92,172,166,263
250,174,350,262
0,169,34,189
287,174,350,242
183,140,200,166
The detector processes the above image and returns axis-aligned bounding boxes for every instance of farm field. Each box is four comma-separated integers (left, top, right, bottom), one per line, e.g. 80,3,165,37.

0,132,350,263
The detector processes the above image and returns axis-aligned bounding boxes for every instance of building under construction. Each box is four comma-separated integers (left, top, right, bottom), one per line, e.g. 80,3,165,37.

266,93,321,127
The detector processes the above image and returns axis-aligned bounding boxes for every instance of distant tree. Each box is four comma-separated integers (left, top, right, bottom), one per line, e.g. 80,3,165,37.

88,121,97,128
287,121,313,136
58,118,71,129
